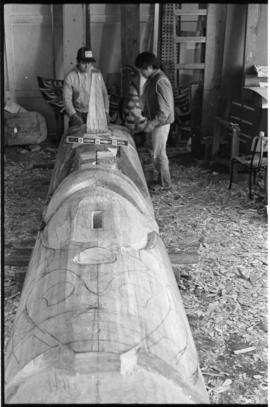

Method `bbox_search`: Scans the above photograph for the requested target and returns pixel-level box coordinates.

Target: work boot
[161,185,172,191]
[149,184,172,193]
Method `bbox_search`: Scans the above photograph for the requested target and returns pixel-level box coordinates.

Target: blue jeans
[149,124,171,187]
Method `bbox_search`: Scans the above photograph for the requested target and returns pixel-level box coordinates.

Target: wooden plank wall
[63,4,85,77]
[88,4,152,90]
[4,5,57,135]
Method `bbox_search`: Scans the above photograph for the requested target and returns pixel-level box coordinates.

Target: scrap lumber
[5,234,200,281]
[169,251,199,265]
[5,248,32,267]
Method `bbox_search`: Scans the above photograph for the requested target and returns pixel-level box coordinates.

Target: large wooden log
[5,122,209,403]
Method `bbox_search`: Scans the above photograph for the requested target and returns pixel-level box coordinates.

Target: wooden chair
[212,101,261,161]
[228,131,268,199]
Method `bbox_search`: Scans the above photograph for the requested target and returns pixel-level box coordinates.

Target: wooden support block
[33,162,55,169]
[168,232,200,249]
[12,239,36,249]
[5,248,32,267]
[5,245,32,285]
[175,241,200,251]
[169,252,199,265]
[15,270,27,288]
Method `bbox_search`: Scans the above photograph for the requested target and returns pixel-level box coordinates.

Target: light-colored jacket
[63,66,109,117]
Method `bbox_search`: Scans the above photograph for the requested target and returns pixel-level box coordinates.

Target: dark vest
[143,70,174,125]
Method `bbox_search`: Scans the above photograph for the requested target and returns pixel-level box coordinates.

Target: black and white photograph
[3,3,268,404]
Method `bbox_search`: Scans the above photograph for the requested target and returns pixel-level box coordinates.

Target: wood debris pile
[151,160,267,404]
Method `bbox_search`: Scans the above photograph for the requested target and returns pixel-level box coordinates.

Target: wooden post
[153,4,160,56]
[201,4,227,140]
[51,5,64,142]
[120,5,140,97]
[51,5,64,80]
[62,4,86,134]
[85,4,91,49]
[63,4,85,77]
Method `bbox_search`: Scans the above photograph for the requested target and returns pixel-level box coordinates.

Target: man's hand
[134,118,147,134]
[70,113,83,128]
[144,121,156,133]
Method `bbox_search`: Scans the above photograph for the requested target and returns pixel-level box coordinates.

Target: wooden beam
[175,36,206,43]
[120,5,140,97]
[85,4,91,49]
[175,63,205,70]
[5,248,199,268]
[174,9,207,16]
[217,5,248,118]
[63,4,85,76]
[153,4,160,55]
[51,5,64,80]
[201,4,227,140]
[169,252,199,265]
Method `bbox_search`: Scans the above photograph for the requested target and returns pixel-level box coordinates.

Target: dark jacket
[142,69,175,128]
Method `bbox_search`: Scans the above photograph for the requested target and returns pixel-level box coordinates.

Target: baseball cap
[77,47,96,63]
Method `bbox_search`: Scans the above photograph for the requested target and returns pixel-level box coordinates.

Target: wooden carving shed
[4,4,267,151]
[3,4,268,404]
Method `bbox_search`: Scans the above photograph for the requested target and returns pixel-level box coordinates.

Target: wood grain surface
[5,124,209,403]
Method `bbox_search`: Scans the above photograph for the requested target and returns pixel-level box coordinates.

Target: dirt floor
[4,141,268,404]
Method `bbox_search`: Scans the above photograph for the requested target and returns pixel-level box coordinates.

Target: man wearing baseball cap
[63,47,110,128]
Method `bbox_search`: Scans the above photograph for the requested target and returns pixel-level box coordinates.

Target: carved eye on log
[73,247,117,265]
[92,211,103,229]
